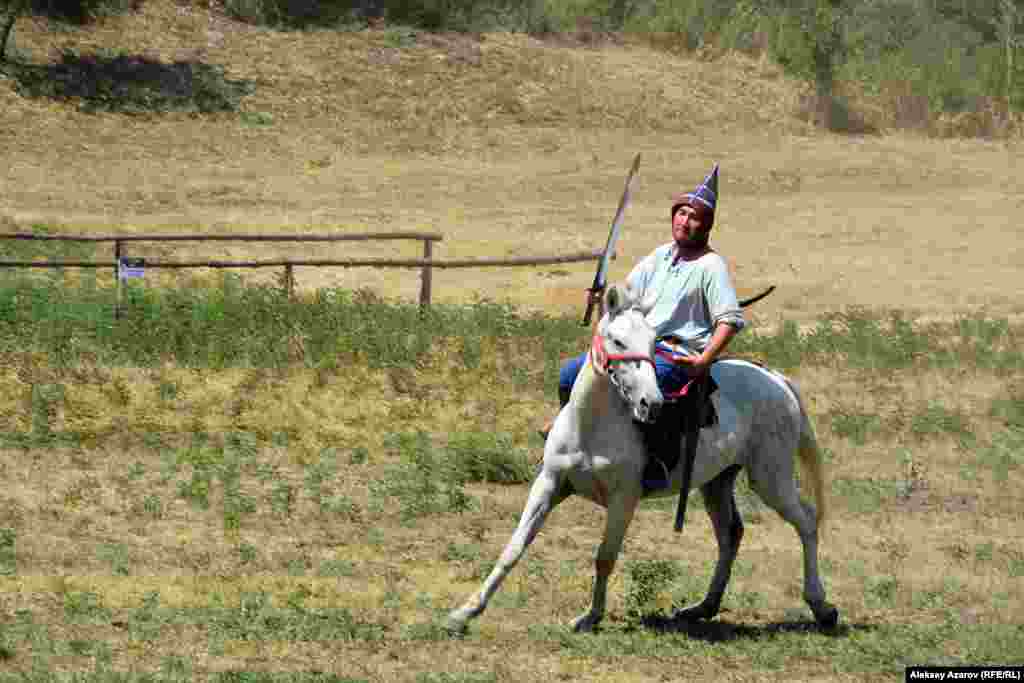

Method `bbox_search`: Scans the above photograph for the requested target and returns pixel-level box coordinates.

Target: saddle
[637,374,718,493]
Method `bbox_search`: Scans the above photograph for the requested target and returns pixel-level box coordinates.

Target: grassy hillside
[0,6,1023,680]
[2,3,1022,326]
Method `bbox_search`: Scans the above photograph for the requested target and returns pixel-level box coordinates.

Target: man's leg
[641,346,694,491]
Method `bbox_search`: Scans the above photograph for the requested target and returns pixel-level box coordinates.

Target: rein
[591,334,699,401]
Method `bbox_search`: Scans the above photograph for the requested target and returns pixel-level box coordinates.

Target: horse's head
[592,284,664,424]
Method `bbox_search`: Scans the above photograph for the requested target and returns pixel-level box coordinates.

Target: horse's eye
[613,339,626,350]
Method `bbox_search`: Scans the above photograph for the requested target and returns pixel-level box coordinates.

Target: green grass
[829,408,881,446]
[2,274,1023,681]
[1,596,1021,679]
[0,528,16,576]
[2,271,1022,384]
[910,401,974,445]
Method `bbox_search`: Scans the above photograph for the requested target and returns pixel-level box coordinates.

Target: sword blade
[595,152,641,288]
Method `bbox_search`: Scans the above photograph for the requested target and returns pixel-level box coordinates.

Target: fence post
[419,239,433,312]
[114,239,122,320]
[284,263,294,300]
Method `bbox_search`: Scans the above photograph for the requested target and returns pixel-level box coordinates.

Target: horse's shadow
[632,611,874,641]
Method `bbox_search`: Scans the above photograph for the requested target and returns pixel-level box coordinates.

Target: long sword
[582,153,641,326]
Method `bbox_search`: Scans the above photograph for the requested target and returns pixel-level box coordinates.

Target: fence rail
[0,231,604,315]
[0,231,444,243]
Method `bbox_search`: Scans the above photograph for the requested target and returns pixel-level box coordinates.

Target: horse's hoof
[570,613,601,632]
[812,603,839,630]
[444,618,468,636]
[671,602,718,622]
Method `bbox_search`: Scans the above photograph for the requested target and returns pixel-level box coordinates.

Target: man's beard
[677,233,710,250]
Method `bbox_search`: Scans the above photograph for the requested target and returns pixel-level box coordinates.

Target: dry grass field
[0,3,1022,682]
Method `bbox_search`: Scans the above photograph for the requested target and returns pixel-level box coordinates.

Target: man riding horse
[543,164,744,491]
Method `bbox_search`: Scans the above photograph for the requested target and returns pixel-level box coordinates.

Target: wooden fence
[0,231,604,315]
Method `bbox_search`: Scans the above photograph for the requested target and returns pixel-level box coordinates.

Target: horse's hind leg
[748,458,838,628]
[446,466,566,634]
[672,464,743,622]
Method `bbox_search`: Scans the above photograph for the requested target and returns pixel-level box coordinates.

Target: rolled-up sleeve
[705,257,745,332]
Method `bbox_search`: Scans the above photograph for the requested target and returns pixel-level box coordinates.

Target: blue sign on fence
[118,257,146,280]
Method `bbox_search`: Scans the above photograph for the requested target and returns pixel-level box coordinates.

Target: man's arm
[683,322,739,376]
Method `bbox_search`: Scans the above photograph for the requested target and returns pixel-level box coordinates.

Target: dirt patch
[896,489,978,514]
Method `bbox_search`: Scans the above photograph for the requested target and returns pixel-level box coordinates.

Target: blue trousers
[558,342,694,402]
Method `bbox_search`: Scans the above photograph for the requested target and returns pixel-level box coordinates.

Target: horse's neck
[571,358,626,436]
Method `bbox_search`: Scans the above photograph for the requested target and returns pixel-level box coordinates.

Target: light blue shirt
[626,243,745,355]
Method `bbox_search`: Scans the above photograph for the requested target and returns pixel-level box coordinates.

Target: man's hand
[586,287,605,336]
[585,287,604,308]
[677,352,712,376]
[684,323,740,375]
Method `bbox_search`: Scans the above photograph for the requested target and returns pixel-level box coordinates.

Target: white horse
[446,283,838,634]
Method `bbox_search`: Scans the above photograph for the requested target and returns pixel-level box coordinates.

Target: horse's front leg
[571,491,639,632]
[446,466,564,634]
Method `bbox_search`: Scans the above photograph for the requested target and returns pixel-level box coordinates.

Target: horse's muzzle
[635,396,661,424]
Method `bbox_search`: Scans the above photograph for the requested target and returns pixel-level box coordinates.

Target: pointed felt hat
[671,163,719,219]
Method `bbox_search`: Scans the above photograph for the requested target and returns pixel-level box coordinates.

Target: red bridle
[591,334,698,401]
[590,333,657,374]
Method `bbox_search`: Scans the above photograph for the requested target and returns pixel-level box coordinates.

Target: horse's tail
[782,377,828,533]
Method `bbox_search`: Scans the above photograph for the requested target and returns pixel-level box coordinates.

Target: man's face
[672,204,710,246]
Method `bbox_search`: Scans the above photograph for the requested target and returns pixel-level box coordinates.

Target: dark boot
[641,402,688,493]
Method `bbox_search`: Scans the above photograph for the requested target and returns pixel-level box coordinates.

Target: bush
[445,431,533,484]
[224,0,364,29]
[27,0,139,23]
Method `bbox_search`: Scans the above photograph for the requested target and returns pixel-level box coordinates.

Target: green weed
[317,559,356,578]
[976,428,1024,482]
[238,542,260,566]
[63,592,112,624]
[624,558,681,617]
[371,431,477,523]
[270,481,296,517]
[0,528,14,576]
[212,674,367,683]
[911,401,974,445]
[990,393,1024,429]
[829,407,881,446]
[414,674,498,683]
[444,431,533,485]
[96,543,131,576]
[832,477,895,515]
[863,575,899,609]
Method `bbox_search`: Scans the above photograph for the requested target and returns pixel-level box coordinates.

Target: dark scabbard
[672,285,774,533]
[674,373,708,533]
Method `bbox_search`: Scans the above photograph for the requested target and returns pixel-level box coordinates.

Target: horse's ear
[603,284,630,318]
[622,282,655,315]
[636,287,658,316]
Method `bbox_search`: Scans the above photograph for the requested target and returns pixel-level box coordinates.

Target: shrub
[444,431,533,485]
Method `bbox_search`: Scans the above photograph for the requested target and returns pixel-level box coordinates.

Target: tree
[754,0,850,126]
[995,0,1023,109]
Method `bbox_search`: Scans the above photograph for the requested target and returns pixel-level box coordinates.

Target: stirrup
[642,458,673,493]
